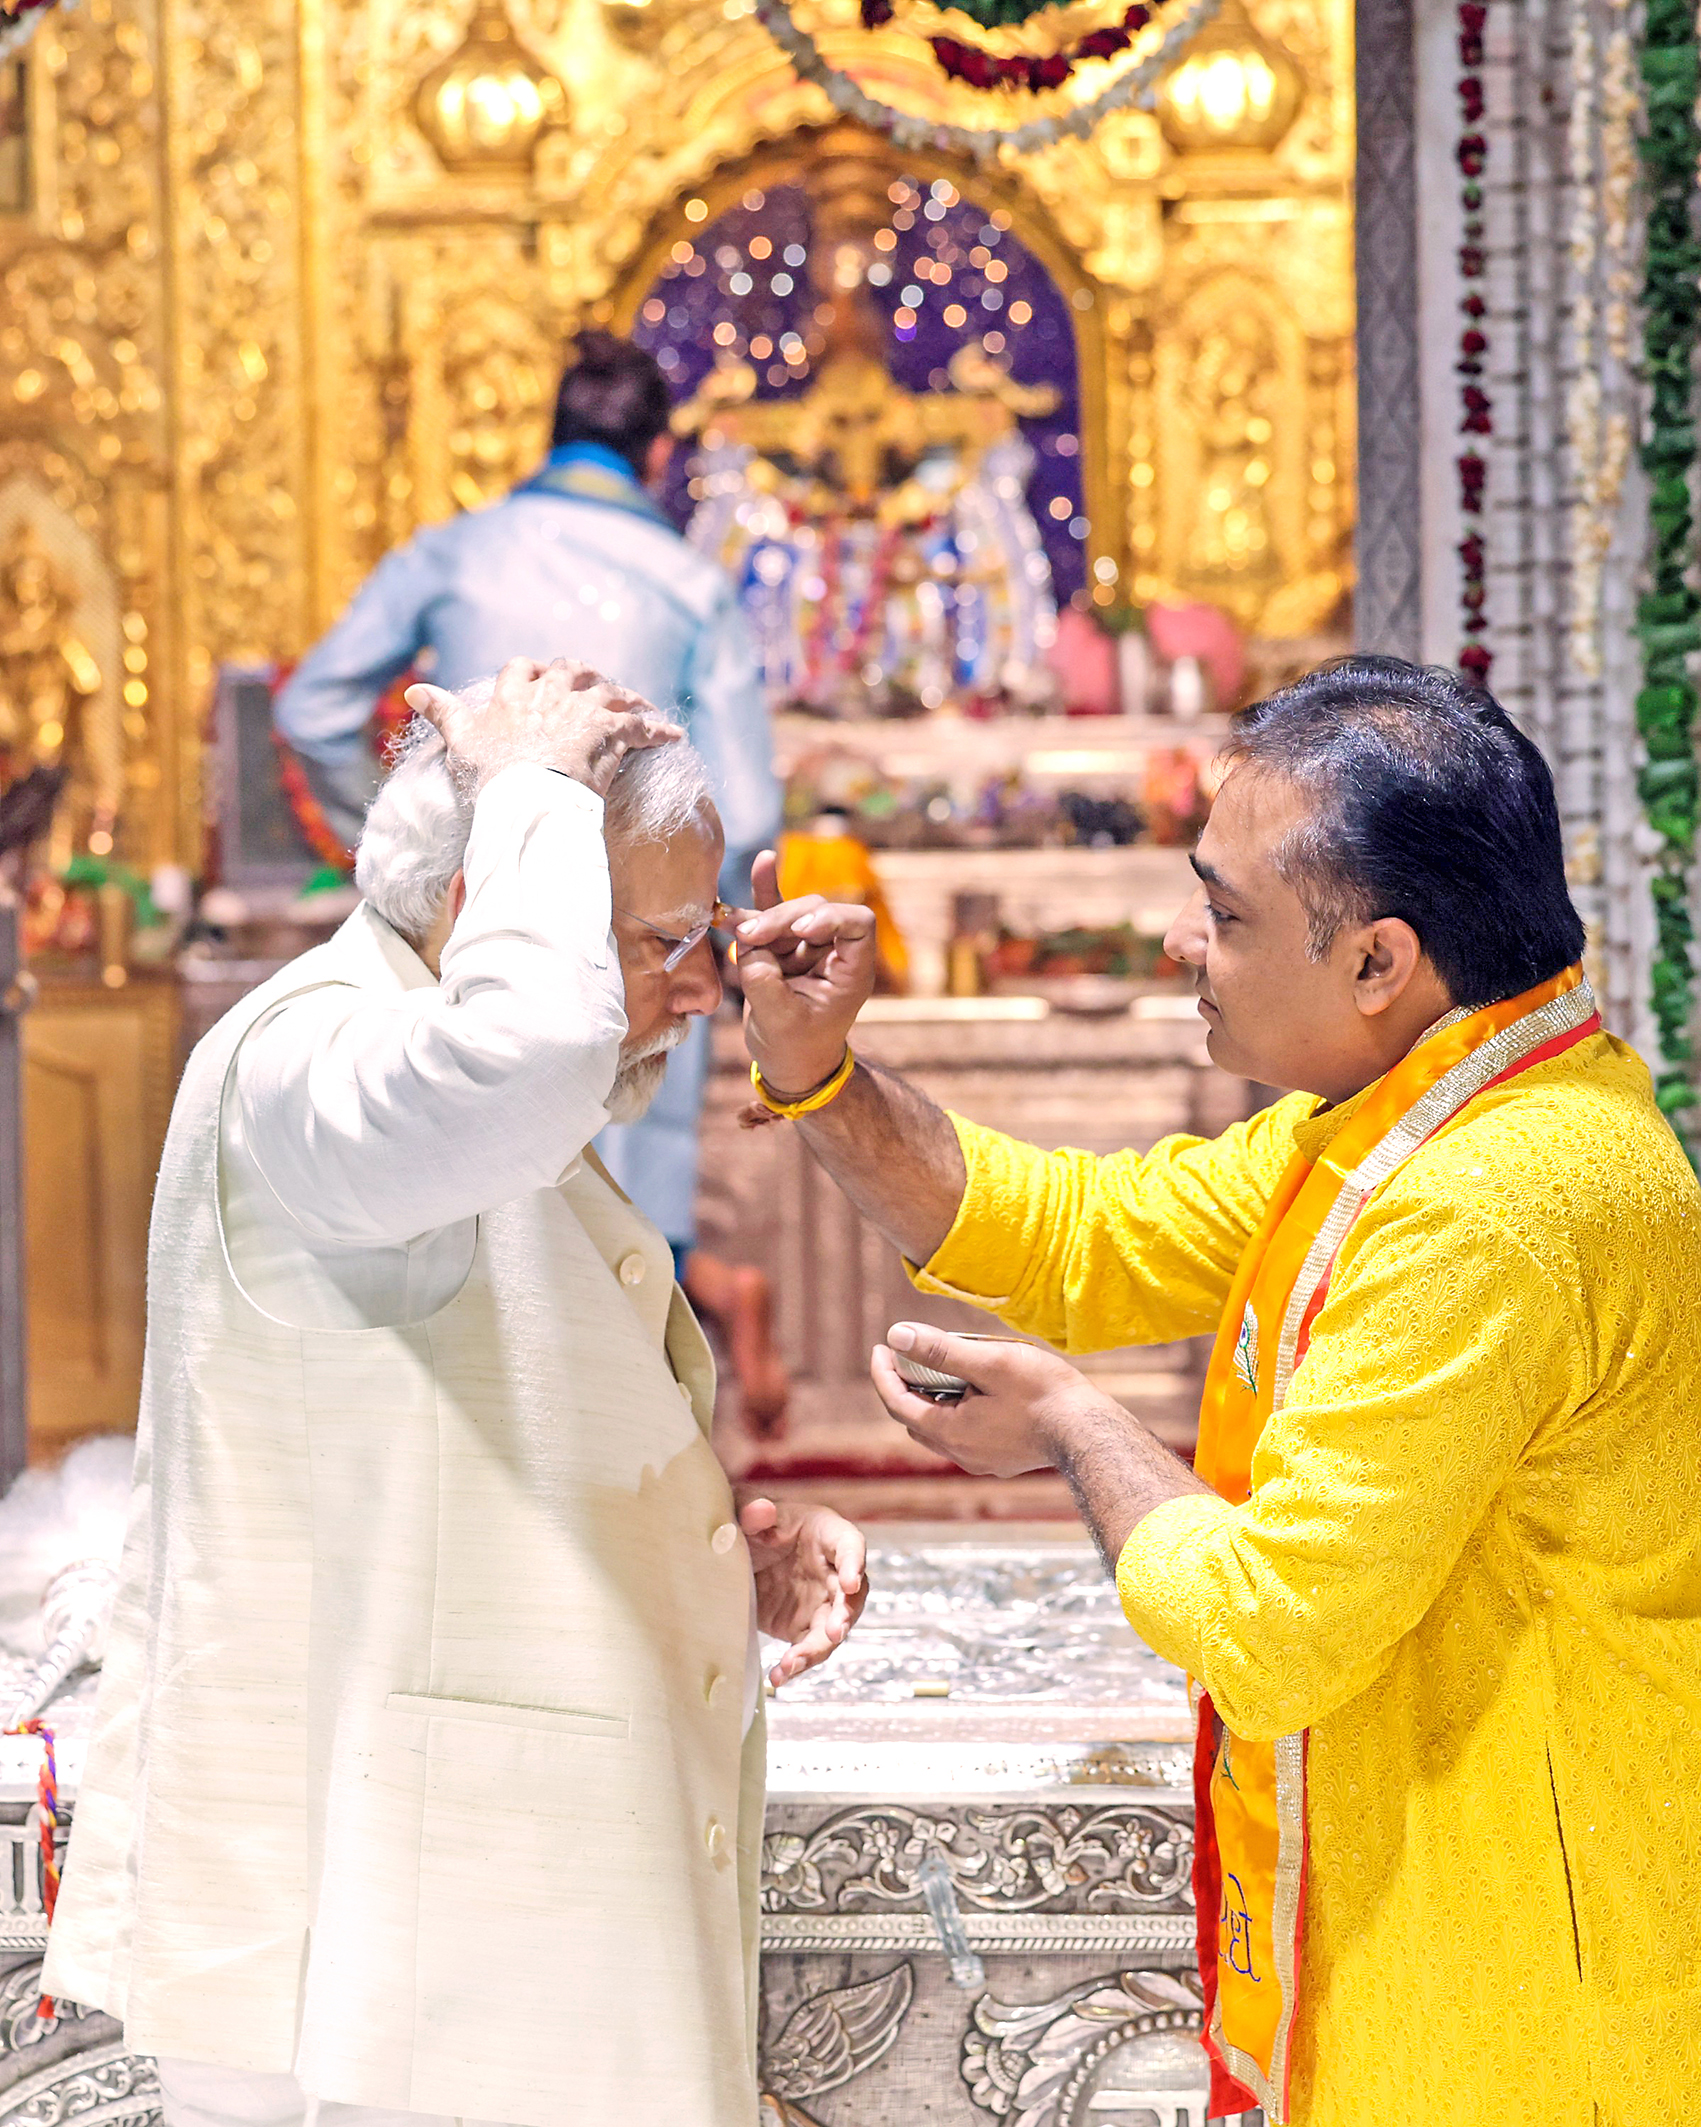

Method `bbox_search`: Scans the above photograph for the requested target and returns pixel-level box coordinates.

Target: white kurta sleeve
[235,763,627,1246]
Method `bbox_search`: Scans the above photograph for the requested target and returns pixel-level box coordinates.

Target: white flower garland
[752,0,1220,162]
[1564,0,1637,680]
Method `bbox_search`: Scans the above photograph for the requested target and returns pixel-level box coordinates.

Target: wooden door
[22,979,177,1451]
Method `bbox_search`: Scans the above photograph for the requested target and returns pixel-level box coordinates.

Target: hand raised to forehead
[404,655,684,797]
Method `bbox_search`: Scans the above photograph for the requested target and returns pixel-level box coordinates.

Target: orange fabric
[1197,966,1583,1504]
[776,830,909,990]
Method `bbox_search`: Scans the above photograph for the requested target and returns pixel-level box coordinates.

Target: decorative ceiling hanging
[1152,0,1303,151]
[753,0,1222,163]
[412,0,568,174]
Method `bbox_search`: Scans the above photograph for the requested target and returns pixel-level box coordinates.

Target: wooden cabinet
[21,978,178,1451]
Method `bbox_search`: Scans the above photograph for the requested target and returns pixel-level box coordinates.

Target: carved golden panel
[166,0,307,677]
[1,0,1352,872]
[0,484,124,867]
[0,0,184,867]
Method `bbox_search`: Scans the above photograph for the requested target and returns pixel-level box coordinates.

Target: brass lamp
[1155,0,1303,155]
[413,0,567,174]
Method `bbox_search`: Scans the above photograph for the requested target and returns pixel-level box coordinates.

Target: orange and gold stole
[1189,965,1599,2122]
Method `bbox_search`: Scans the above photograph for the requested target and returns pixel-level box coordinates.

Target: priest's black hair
[1224,655,1587,1010]
[551,331,672,475]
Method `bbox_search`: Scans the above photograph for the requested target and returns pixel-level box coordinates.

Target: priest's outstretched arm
[733,854,1291,1352]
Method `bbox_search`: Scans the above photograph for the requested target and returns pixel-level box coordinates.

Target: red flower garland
[1455,2,1491,685]
[861,0,1152,92]
[268,667,418,876]
[5,1719,61,2020]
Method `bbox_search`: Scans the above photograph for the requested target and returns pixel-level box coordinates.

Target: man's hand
[739,1495,868,1687]
[405,655,683,797]
[869,1324,1101,1477]
[732,850,879,1098]
[870,1321,1212,1567]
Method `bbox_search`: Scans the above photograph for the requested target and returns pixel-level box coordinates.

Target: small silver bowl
[893,1353,971,1402]
[889,1332,1021,1404]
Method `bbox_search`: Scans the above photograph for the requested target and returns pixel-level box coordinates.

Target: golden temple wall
[3,0,1353,874]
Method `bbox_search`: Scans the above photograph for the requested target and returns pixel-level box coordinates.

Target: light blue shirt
[275,445,782,1245]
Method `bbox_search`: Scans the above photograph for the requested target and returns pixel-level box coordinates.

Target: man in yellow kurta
[729,656,1701,2126]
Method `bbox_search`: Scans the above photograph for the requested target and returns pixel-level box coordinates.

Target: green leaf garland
[945,0,1073,22]
[1634,0,1701,1159]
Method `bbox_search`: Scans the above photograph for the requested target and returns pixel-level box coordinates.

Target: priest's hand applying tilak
[405,655,683,797]
[737,1496,868,1686]
[731,850,878,1111]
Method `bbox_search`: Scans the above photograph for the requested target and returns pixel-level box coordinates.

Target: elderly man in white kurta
[43,659,866,2127]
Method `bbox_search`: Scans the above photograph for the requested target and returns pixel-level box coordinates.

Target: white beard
[604,1018,689,1124]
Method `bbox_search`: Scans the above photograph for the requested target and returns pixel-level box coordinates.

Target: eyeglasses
[615,900,734,973]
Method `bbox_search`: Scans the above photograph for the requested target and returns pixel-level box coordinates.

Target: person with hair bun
[276,330,788,1422]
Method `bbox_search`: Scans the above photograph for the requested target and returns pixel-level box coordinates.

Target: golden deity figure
[675,279,1061,717]
[1180,311,1282,599]
[0,524,109,871]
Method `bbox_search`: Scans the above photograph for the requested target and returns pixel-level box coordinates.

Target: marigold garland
[1455,2,1491,686]
[1633,0,1701,1155]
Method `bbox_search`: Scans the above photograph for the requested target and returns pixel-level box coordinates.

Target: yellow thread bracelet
[750,1047,856,1119]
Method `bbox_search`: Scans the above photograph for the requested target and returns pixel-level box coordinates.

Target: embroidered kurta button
[705,1817,728,1859]
[705,1669,727,1707]
[618,1252,646,1287]
[711,1521,739,1554]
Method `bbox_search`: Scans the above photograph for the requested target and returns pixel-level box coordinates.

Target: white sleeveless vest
[44,909,764,2126]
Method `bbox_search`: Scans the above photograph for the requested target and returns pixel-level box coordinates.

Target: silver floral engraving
[0,1964,96,2055]
[962,1969,1207,2127]
[762,1803,1192,1917]
[759,1965,914,2126]
[0,2040,160,2127]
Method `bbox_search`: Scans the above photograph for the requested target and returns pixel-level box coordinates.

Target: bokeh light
[631,178,1088,600]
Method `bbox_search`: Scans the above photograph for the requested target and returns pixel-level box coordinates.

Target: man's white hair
[354,703,716,945]
[353,722,473,945]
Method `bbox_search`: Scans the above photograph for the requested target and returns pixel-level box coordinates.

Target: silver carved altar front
[0,1533,1242,2127]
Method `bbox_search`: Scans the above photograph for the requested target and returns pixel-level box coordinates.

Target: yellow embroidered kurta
[912,1029,1701,2126]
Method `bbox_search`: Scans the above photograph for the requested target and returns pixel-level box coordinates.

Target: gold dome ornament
[413,0,567,174]
[1154,0,1303,154]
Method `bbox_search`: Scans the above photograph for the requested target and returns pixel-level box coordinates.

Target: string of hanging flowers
[1564,0,1637,680]
[752,0,1219,162]
[269,670,415,877]
[1455,1,1491,686]
[1632,0,1701,1155]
